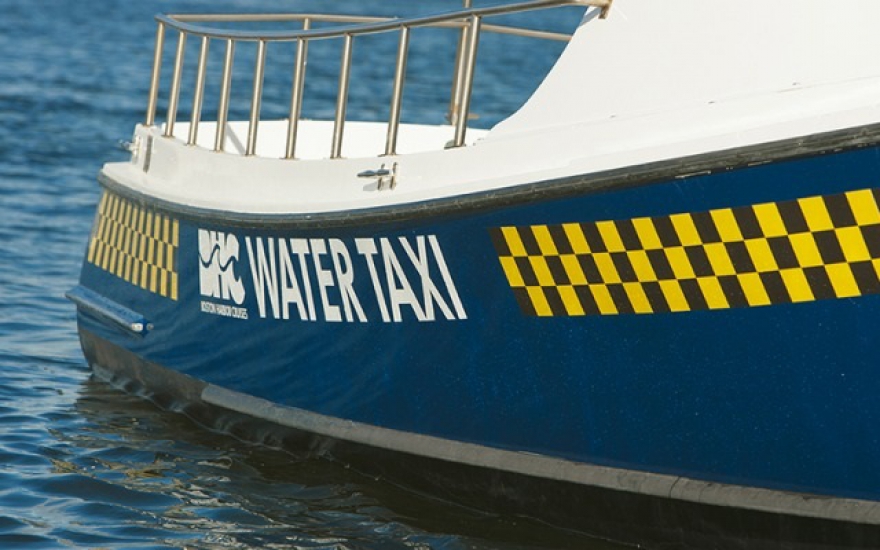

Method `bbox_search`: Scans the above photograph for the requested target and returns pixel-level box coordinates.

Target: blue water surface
[0,0,628,548]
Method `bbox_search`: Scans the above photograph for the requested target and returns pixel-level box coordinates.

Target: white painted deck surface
[108,0,880,215]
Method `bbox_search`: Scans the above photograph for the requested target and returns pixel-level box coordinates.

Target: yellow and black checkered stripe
[87,192,179,300]
[490,187,880,316]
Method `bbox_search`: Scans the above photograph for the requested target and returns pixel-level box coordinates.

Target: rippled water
[0,1,629,548]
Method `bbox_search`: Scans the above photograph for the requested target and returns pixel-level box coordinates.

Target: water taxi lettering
[244,235,466,323]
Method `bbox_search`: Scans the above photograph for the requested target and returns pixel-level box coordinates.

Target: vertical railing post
[145,22,166,127]
[188,36,210,146]
[285,18,311,160]
[331,33,354,159]
[447,0,473,126]
[214,39,235,152]
[164,31,187,138]
[384,26,410,156]
[452,14,482,148]
[246,40,267,156]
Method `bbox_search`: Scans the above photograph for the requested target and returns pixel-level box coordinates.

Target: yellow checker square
[112,216,124,250]
[144,211,154,239]
[501,226,528,256]
[152,214,164,239]
[146,237,156,266]
[798,196,835,232]
[752,203,788,238]
[100,215,113,246]
[835,226,871,263]
[86,238,98,264]
[658,280,690,312]
[737,272,771,307]
[846,189,880,226]
[704,242,737,276]
[123,252,134,282]
[631,217,663,250]
[141,213,150,238]
[156,240,165,272]
[560,254,588,285]
[710,208,744,243]
[120,202,131,231]
[779,268,814,303]
[102,240,115,272]
[532,225,559,256]
[593,253,622,284]
[562,223,590,254]
[133,231,145,262]
[627,249,658,282]
[557,285,586,316]
[789,233,824,268]
[825,263,861,298]
[663,247,696,280]
[697,277,729,310]
[529,256,556,287]
[596,221,625,252]
[622,282,652,314]
[744,238,778,272]
[589,285,618,315]
[107,194,119,219]
[140,261,150,289]
[111,244,124,276]
[114,196,125,219]
[99,244,110,271]
[150,265,160,294]
[163,217,174,244]
[170,273,179,301]
[499,257,525,287]
[669,213,702,246]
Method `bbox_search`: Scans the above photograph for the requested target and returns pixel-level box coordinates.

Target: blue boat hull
[73,130,880,547]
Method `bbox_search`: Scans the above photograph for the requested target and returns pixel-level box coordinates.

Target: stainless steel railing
[144,0,613,159]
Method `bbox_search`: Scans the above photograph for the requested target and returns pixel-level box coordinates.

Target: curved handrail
[163,14,574,43]
[158,0,609,41]
[145,0,612,160]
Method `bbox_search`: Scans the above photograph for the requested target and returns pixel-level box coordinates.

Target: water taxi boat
[70,0,880,547]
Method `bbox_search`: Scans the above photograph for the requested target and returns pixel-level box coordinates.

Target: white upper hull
[107,0,880,215]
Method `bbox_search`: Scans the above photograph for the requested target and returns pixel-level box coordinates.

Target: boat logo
[198,229,248,319]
